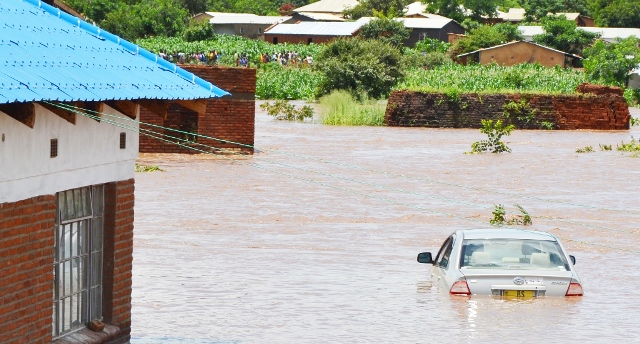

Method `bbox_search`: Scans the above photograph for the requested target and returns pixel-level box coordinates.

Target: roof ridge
[21,0,228,96]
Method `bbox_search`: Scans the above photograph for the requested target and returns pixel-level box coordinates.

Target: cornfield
[256,65,322,100]
[136,36,325,66]
[398,63,589,94]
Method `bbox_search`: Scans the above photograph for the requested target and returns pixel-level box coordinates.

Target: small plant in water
[599,144,612,151]
[135,164,163,172]
[260,100,313,121]
[540,121,554,130]
[575,146,594,153]
[490,204,532,226]
[631,117,639,127]
[490,204,506,225]
[467,119,514,154]
[617,137,640,157]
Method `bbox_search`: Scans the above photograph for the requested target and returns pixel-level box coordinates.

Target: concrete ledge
[53,324,120,344]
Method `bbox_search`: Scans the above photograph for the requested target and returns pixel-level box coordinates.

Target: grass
[318,90,386,126]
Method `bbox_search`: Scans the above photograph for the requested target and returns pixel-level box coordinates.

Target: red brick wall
[385,85,630,130]
[139,66,255,154]
[0,196,56,343]
[103,179,135,344]
[263,34,341,44]
[0,179,135,344]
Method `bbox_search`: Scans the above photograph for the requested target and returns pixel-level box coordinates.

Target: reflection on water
[132,107,640,343]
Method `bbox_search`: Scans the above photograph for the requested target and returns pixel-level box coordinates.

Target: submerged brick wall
[139,66,255,154]
[385,84,630,130]
[0,196,56,343]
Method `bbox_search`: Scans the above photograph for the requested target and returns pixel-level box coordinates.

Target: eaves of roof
[0,0,229,105]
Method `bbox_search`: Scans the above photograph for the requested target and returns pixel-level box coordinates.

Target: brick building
[0,1,227,343]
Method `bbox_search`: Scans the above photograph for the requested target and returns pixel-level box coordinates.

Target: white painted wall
[0,103,139,203]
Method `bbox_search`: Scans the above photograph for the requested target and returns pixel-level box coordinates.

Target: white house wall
[0,104,139,203]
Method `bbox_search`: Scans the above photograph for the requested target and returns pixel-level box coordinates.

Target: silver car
[417,228,583,297]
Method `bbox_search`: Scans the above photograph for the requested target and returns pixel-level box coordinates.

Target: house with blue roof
[0,0,229,343]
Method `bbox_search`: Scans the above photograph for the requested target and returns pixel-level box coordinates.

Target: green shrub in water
[318,90,386,126]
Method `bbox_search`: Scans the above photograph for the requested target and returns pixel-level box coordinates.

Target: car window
[434,236,454,270]
[459,238,570,270]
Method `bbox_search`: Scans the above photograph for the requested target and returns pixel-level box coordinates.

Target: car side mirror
[569,255,576,265]
[417,252,433,264]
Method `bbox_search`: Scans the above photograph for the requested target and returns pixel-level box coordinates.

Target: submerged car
[417,228,583,297]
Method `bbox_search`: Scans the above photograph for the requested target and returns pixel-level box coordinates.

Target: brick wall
[0,196,56,343]
[139,66,255,154]
[385,84,630,130]
[0,179,135,344]
[103,179,135,344]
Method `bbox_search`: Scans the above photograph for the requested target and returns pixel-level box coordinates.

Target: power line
[46,102,640,254]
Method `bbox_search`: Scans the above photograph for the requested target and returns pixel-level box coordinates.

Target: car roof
[458,228,558,241]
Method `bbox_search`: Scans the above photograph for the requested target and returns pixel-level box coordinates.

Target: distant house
[496,8,594,27]
[209,15,293,39]
[519,25,640,43]
[629,67,640,89]
[191,12,293,39]
[264,19,369,44]
[398,17,465,45]
[0,1,227,343]
[293,0,359,18]
[456,41,582,68]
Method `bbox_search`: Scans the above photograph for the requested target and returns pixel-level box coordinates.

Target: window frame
[52,185,104,339]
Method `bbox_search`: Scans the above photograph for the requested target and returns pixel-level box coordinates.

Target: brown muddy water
[131,105,640,343]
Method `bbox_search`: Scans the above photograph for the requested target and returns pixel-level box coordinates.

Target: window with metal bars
[53,185,104,338]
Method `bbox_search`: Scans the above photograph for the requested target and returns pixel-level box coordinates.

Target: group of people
[156,49,314,67]
[158,50,220,65]
[257,51,313,66]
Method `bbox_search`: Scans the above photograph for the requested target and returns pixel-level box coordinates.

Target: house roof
[457,40,582,59]
[265,20,367,36]
[0,0,229,105]
[398,17,456,29]
[296,12,345,22]
[519,25,640,43]
[209,15,291,25]
[293,0,359,14]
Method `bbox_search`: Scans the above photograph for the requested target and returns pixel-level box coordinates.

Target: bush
[318,90,386,126]
[183,21,215,42]
[315,38,404,100]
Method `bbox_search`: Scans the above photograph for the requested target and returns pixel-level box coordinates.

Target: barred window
[53,185,104,338]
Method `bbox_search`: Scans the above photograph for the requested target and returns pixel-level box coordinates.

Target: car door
[431,235,455,290]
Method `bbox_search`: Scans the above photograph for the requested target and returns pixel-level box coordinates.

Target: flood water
[131,105,640,343]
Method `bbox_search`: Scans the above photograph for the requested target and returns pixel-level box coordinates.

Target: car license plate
[503,290,535,298]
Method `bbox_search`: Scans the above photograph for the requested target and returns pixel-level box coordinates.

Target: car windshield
[459,238,570,271]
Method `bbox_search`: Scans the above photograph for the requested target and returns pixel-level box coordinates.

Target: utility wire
[46,102,640,254]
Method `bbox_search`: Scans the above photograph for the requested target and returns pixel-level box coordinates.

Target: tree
[583,37,640,87]
[181,0,208,15]
[358,16,410,47]
[522,0,563,21]
[427,0,499,22]
[344,0,412,19]
[448,23,522,58]
[101,0,189,40]
[596,0,640,28]
[182,20,215,41]
[315,38,405,100]
[532,16,598,55]
[426,0,465,22]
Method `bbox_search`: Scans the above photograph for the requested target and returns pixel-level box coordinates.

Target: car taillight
[565,282,584,296]
[450,281,471,295]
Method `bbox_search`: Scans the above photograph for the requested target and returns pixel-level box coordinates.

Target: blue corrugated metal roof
[0,0,230,104]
